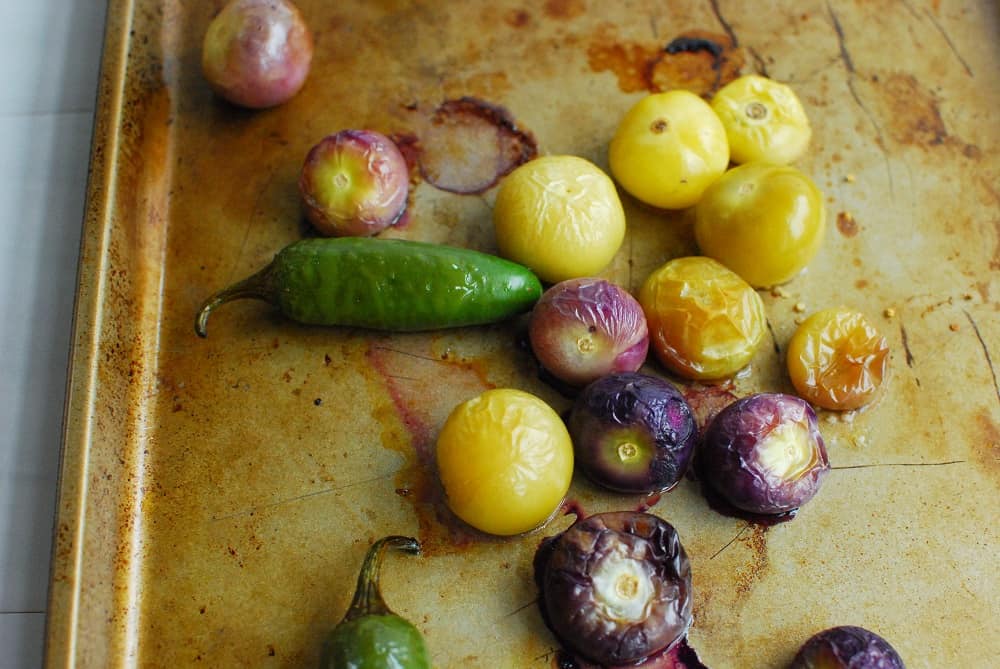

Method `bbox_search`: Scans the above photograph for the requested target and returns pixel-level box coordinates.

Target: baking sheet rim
[44,0,136,665]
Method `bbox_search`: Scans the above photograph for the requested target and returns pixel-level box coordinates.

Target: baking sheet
[46,1,999,667]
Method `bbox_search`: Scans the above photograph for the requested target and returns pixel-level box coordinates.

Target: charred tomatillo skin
[195,238,542,336]
[321,536,430,669]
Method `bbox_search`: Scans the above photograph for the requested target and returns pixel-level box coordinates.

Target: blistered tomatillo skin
[710,75,812,166]
[639,256,767,380]
[201,0,313,109]
[787,308,890,411]
[539,512,692,666]
[568,373,696,494]
[790,626,906,669]
[529,278,649,387]
[436,389,573,536]
[609,90,730,210]
[694,162,826,289]
[299,130,409,237]
[701,393,829,515]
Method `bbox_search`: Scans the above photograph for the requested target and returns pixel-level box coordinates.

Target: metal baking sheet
[46,1,999,667]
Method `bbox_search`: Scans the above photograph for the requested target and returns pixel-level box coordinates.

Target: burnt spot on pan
[651,31,744,96]
[395,97,538,195]
[588,30,744,97]
[664,36,724,67]
[836,211,860,237]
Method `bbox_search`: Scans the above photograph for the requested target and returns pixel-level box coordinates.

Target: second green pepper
[321,536,430,669]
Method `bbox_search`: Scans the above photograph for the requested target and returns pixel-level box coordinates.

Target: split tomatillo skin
[321,536,430,669]
[194,238,542,336]
[538,512,693,666]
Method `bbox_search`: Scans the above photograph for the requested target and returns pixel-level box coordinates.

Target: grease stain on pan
[732,524,770,596]
[683,383,739,433]
[543,0,586,21]
[418,97,539,194]
[365,339,506,554]
[587,29,744,97]
[392,97,539,197]
[504,8,532,28]
[969,409,999,482]
[874,71,979,156]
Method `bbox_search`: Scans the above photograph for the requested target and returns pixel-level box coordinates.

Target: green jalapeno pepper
[195,237,542,336]
[321,535,430,669]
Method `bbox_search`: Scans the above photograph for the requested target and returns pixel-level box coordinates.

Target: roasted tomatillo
[609,90,729,210]
[694,162,826,288]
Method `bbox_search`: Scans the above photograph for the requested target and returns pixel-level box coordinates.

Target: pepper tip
[195,303,211,338]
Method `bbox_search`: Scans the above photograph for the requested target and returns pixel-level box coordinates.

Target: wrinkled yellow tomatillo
[639,256,766,380]
[711,75,812,165]
[609,90,729,209]
[787,308,890,411]
[436,388,574,536]
[493,155,625,284]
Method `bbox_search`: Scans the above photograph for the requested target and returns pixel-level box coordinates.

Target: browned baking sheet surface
[47,1,999,667]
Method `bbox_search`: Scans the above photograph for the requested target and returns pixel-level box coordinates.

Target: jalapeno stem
[194,263,278,338]
[343,535,421,621]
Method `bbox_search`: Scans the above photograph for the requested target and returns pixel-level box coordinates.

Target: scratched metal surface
[45,0,999,667]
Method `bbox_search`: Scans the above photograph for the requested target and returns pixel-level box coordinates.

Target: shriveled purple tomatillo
[568,373,696,494]
[537,511,692,666]
[299,130,409,237]
[700,393,829,515]
[529,278,648,387]
[790,626,906,669]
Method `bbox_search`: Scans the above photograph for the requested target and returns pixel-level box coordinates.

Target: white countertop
[0,2,108,666]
